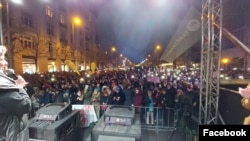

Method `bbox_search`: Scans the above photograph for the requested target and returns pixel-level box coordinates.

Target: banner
[160,7,201,63]
[72,105,98,127]
[147,76,161,84]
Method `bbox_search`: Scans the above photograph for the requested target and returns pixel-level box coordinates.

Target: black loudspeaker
[34,103,72,121]
[29,103,80,141]
[104,105,135,125]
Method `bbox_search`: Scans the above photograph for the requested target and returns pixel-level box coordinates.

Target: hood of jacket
[0,73,19,90]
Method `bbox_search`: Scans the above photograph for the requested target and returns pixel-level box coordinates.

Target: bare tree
[32,30,49,72]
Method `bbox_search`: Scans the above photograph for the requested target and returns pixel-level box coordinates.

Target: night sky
[77,0,250,64]
[85,0,200,63]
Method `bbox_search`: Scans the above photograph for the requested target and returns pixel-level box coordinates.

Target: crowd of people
[0,45,198,140]
[22,67,200,127]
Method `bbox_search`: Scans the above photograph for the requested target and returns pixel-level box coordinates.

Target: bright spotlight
[150,0,168,7]
[11,0,23,4]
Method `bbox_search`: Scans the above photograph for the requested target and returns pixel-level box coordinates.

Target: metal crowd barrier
[32,104,195,127]
[30,103,200,141]
[91,105,196,132]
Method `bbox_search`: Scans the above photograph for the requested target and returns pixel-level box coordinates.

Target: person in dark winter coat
[99,86,111,117]
[159,88,174,126]
[0,46,32,141]
[123,83,133,106]
[111,85,126,105]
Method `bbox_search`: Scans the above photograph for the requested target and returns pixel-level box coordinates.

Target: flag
[65,60,80,75]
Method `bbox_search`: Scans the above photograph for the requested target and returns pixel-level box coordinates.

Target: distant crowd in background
[220,70,250,79]
[22,67,200,126]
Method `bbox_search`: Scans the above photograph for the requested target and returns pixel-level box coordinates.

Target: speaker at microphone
[5,69,18,80]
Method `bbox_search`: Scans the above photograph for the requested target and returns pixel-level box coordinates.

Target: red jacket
[133,93,143,106]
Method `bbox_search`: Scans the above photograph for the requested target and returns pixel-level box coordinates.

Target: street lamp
[111,46,117,67]
[155,45,161,66]
[111,46,116,52]
[222,58,230,71]
[156,45,161,51]
[222,58,229,64]
[71,16,83,68]
[73,16,82,26]
[72,16,82,44]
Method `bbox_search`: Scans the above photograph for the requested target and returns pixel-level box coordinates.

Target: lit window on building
[46,6,53,17]
[47,24,54,35]
[20,35,34,49]
[60,14,65,24]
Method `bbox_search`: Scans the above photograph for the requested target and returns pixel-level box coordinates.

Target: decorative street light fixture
[73,16,82,25]
[111,46,116,52]
[71,16,83,68]
[156,45,161,51]
[72,16,82,44]
[155,45,161,66]
[111,46,117,67]
[221,58,230,71]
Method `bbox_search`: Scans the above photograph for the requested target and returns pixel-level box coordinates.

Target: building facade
[2,0,97,74]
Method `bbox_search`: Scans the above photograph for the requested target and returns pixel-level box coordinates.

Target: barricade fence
[89,104,194,131]
[32,104,195,129]
[31,103,196,140]
[31,103,198,141]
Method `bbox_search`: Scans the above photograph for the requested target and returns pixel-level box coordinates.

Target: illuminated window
[60,14,65,24]
[46,6,53,17]
[20,35,34,49]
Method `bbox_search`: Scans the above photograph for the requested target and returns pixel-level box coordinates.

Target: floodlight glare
[11,0,23,4]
